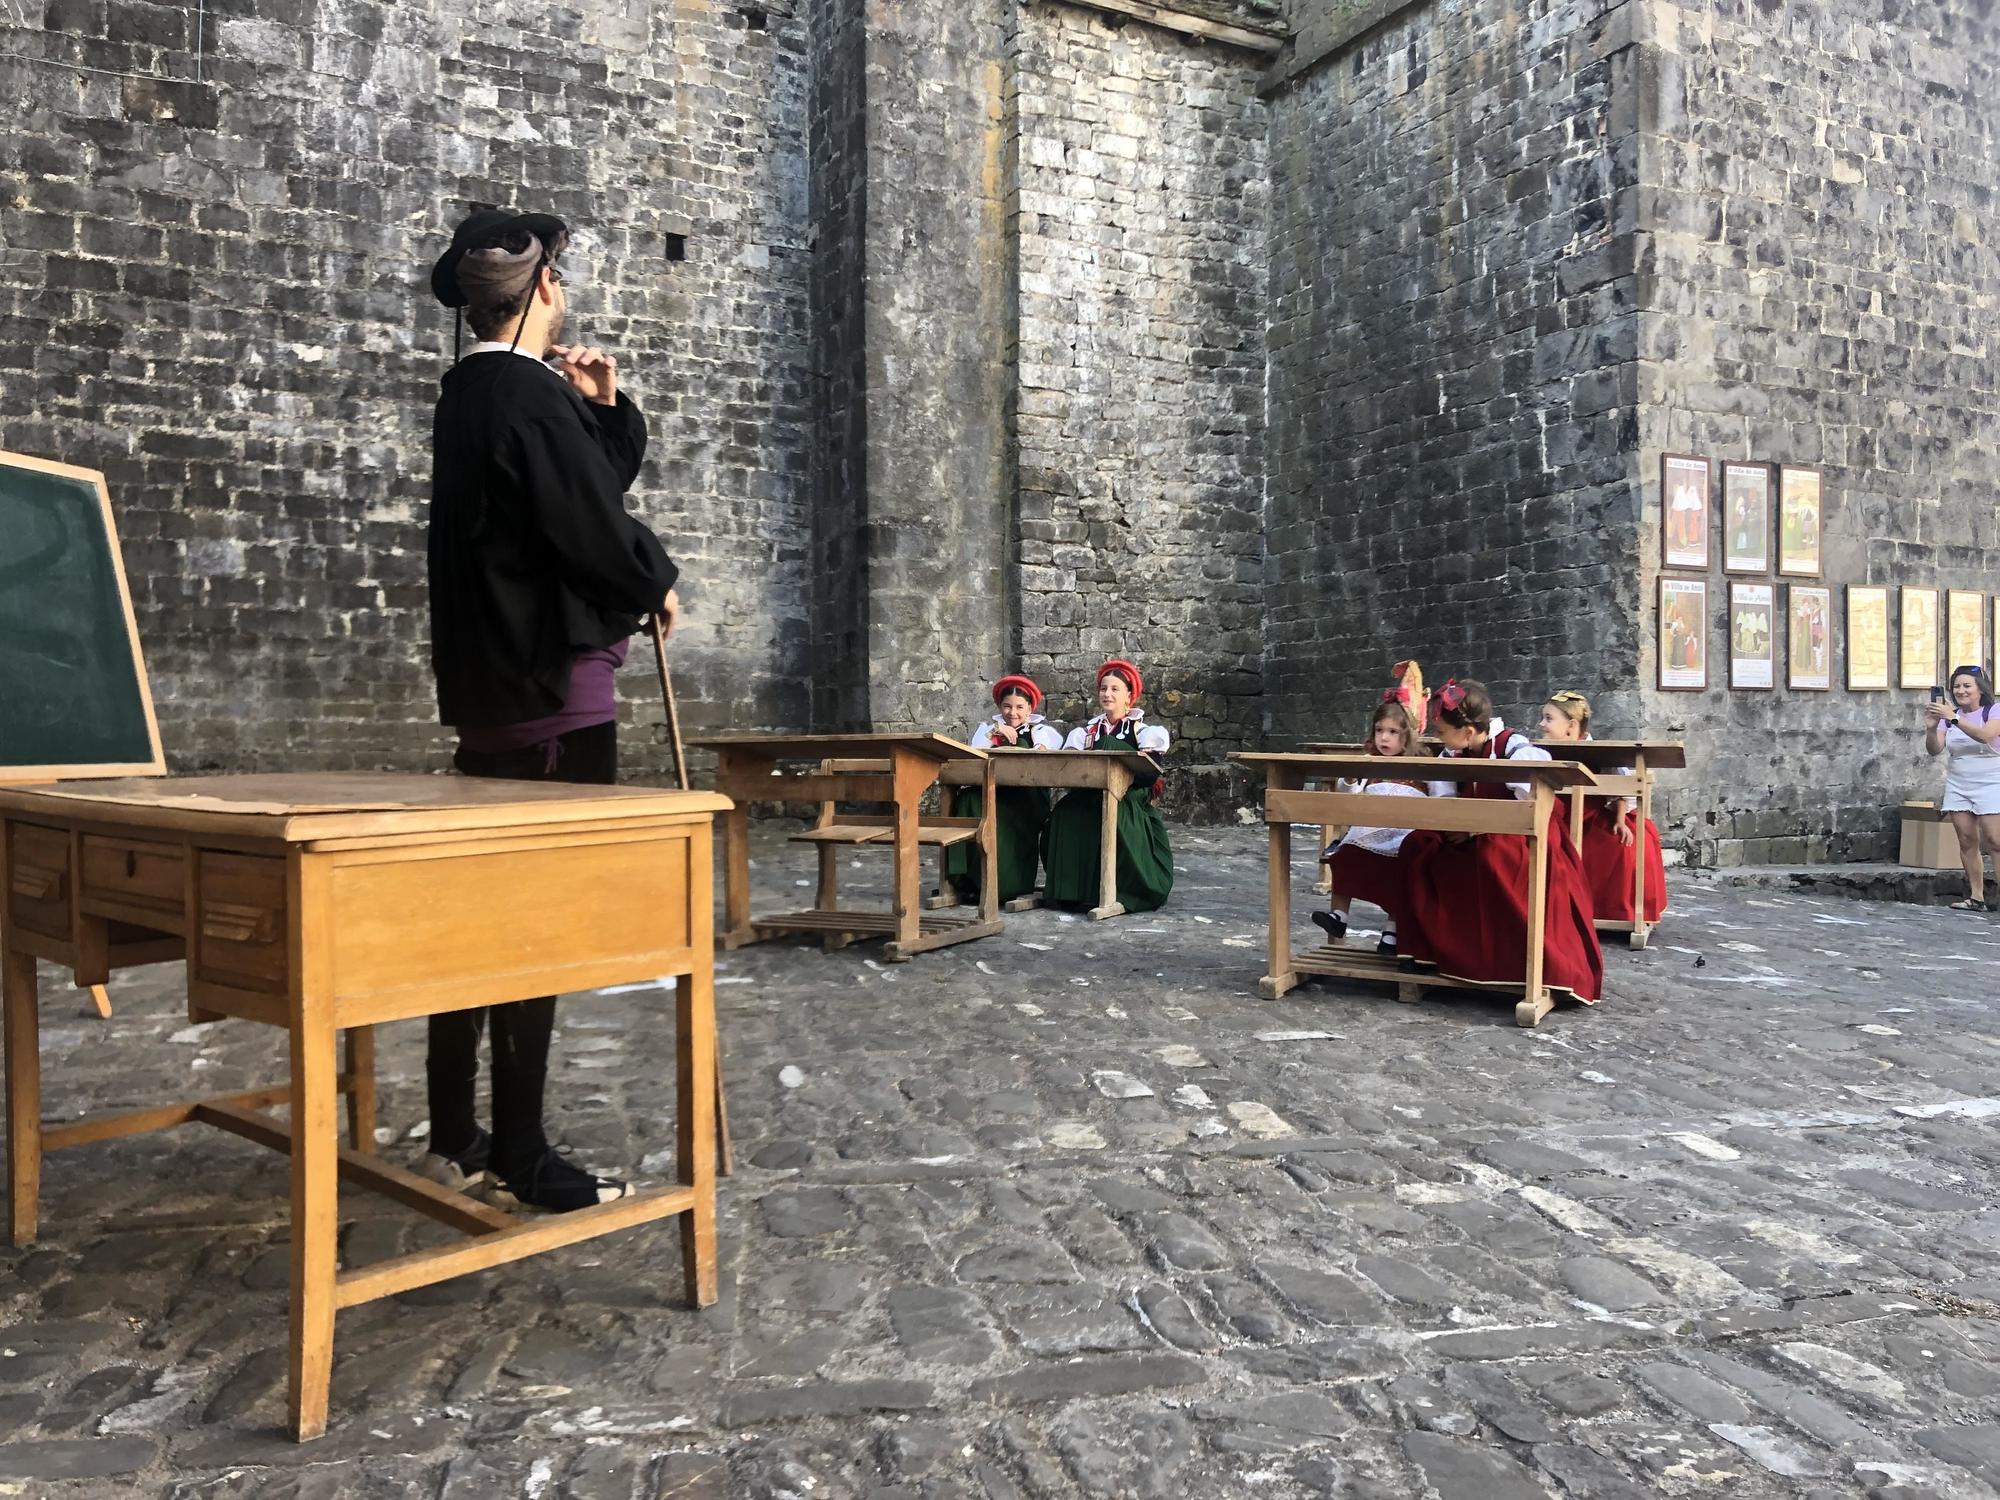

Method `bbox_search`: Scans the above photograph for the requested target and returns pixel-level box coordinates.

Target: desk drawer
[6,822,72,940]
[80,835,186,928]
[195,852,288,994]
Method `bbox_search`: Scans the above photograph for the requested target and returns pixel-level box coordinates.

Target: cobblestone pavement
[3,827,1999,1498]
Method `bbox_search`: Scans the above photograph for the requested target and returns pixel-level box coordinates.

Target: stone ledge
[1691,863,1970,906]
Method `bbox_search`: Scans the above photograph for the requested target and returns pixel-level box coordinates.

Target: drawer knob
[125,850,138,879]
[202,901,277,945]
[10,866,65,902]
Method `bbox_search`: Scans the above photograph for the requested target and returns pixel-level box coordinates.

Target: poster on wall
[1662,454,1712,570]
[1788,584,1832,690]
[1992,597,2000,683]
[1847,585,1890,690]
[1901,586,1939,690]
[1659,577,1708,690]
[1778,465,1822,577]
[1948,590,1984,676]
[1723,462,1772,574]
[1729,582,1775,690]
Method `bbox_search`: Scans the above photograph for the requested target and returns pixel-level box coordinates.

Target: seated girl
[1313,698,1430,956]
[947,675,1063,903]
[1540,689,1668,927]
[1398,679,1603,1003]
[1040,659,1173,913]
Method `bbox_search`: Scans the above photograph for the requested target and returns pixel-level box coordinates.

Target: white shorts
[1941,784,2000,817]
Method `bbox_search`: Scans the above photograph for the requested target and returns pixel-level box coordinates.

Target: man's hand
[549,344,618,405]
[655,588,680,639]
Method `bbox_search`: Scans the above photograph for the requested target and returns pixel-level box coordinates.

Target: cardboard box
[1900,801,1962,870]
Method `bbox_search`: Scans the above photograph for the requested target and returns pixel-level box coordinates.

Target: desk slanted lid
[0,772,732,842]
[688,732,986,761]
[985,747,1161,770]
[1232,752,1598,789]
[1301,739,1685,771]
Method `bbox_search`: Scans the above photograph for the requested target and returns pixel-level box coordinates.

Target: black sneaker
[497,1147,636,1213]
[417,1127,494,1194]
[1310,910,1348,940]
[1377,931,1398,958]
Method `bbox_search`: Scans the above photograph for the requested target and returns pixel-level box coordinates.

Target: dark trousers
[431,720,617,1174]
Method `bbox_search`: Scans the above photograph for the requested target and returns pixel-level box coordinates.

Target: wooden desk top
[987,747,1160,769]
[1233,752,1597,789]
[1301,739,1685,771]
[689,733,985,762]
[0,773,731,843]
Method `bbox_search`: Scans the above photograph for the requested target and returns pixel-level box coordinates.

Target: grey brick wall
[1633,0,2000,864]
[2,0,814,777]
[1011,2,1269,808]
[1264,0,1642,757]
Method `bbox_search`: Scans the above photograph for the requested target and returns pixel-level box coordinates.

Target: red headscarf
[1096,659,1142,700]
[991,674,1042,711]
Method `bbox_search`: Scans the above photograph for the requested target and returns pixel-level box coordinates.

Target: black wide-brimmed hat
[430,208,570,308]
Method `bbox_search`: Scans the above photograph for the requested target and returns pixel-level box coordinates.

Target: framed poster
[1900,586,1939,690]
[1846,585,1890,690]
[1662,454,1712,570]
[1948,590,1984,677]
[1729,582,1775,689]
[1778,464,1822,577]
[1787,585,1832,690]
[1722,462,1772,574]
[1993,597,2000,683]
[1659,577,1708,690]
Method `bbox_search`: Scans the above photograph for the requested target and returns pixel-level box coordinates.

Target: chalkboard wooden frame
[0,449,165,783]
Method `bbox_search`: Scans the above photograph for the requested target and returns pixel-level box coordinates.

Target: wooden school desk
[1,773,728,1441]
[1542,740,1684,950]
[936,747,1161,919]
[1234,752,1597,1028]
[694,733,1002,960]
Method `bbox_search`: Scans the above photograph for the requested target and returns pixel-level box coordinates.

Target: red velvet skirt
[1321,844,1407,919]
[1399,818,1604,1002]
[1580,801,1668,924]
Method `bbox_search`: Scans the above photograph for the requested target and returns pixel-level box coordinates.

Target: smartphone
[1932,685,1947,703]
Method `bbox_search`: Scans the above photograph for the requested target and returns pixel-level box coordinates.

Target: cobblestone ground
[3,827,1999,1498]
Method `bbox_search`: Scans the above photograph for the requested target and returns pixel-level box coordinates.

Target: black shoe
[496,1147,636,1213]
[1310,910,1348,940]
[1377,932,1398,958]
[417,1126,494,1194]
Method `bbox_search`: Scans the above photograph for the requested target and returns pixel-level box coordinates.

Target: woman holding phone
[1925,665,2000,911]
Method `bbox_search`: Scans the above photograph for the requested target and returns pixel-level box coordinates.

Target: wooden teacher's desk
[1234,752,1597,1028]
[0,773,728,1441]
[937,747,1161,920]
[696,733,1002,960]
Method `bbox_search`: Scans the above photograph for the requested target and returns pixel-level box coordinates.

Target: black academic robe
[427,350,679,728]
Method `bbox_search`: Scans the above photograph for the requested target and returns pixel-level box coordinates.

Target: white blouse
[969,715,1064,751]
[1064,711,1170,754]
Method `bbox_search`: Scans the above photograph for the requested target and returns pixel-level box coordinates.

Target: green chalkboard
[0,451,163,780]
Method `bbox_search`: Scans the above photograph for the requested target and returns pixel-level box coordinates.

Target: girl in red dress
[1539,690,1668,926]
[1313,699,1431,956]
[1398,680,1604,1003]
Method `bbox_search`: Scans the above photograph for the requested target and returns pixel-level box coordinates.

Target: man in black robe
[423,208,680,1211]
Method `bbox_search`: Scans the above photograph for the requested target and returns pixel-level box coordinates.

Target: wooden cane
[649,613,732,1176]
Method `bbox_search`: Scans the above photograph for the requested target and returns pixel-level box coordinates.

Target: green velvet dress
[1039,715,1174,912]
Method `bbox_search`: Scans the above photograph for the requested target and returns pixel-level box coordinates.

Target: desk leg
[678,965,719,1306]
[1089,779,1125,922]
[5,945,41,1246]
[87,984,111,1019]
[288,990,339,1440]
[344,1027,377,1155]
[1260,817,1300,1000]
[886,751,925,959]
[721,805,754,949]
[1517,788,1555,1029]
[1630,761,1653,950]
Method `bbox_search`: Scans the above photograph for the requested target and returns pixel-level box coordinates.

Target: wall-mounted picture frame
[1659,576,1708,690]
[1787,584,1832,691]
[1778,464,1822,577]
[1900,586,1939,690]
[1847,585,1890,691]
[1729,582,1775,690]
[1992,597,2000,684]
[1722,461,1772,574]
[1662,453,1712,570]
[1948,590,1985,678]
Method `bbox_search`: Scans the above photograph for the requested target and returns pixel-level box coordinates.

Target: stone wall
[1633,0,2000,864]
[1011,2,1270,805]
[1264,1,1643,754]
[1,0,814,775]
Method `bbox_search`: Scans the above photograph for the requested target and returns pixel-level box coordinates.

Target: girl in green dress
[946,674,1064,903]
[1040,658,1174,912]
